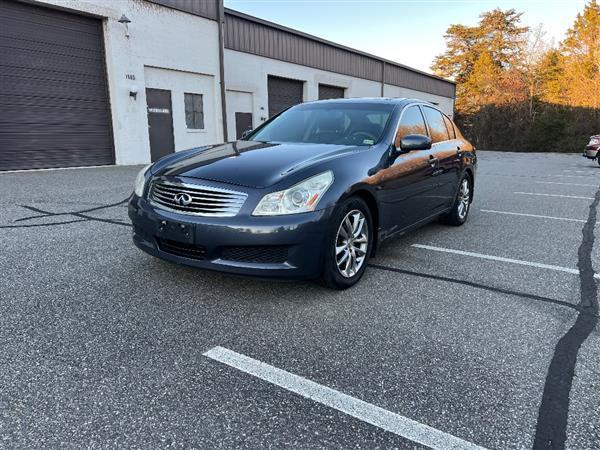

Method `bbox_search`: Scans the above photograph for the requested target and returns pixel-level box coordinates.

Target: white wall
[32,0,223,165]
[145,67,218,151]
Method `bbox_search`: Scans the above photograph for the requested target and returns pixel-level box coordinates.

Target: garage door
[267,76,303,117]
[318,84,345,100]
[0,0,114,171]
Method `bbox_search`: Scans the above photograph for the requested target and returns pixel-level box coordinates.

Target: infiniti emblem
[174,193,193,206]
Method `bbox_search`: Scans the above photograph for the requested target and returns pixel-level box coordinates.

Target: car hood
[154,140,363,188]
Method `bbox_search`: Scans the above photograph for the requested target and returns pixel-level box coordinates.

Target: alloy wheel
[335,209,369,278]
[457,178,470,220]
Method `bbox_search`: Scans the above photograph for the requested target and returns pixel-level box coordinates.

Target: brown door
[0,0,114,170]
[235,112,253,139]
[267,76,303,117]
[146,88,175,162]
[318,84,345,100]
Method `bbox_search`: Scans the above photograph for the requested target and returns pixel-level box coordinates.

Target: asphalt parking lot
[1,151,599,449]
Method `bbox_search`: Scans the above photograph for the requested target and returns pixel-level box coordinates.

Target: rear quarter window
[443,114,456,139]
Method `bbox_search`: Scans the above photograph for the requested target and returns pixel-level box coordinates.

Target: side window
[184,93,204,129]
[395,106,427,147]
[443,114,456,139]
[422,106,450,143]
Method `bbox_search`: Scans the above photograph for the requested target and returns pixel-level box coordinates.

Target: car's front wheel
[321,197,373,290]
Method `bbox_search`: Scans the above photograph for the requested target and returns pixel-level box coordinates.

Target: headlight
[134,164,151,197]
[253,171,334,216]
[590,138,600,145]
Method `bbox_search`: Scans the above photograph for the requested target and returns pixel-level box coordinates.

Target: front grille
[157,238,207,260]
[150,180,247,217]
[220,246,289,264]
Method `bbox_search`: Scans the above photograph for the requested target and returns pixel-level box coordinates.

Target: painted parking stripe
[412,244,600,279]
[555,174,598,179]
[480,209,585,223]
[535,181,598,188]
[514,192,594,200]
[204,346,485,450]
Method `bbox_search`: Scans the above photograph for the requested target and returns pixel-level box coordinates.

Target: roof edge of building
[223,7,455,88]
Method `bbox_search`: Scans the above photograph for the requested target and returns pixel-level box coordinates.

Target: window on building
[395,106,428,147]
[422,106,450,143]
[184,93,204,129]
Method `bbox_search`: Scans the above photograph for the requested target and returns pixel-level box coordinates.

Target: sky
[224,0,588,74]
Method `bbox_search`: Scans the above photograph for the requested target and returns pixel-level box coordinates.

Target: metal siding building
[0,0,455,171]
[224,9,455,99]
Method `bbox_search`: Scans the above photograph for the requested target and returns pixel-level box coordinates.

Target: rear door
[421,106,460,209]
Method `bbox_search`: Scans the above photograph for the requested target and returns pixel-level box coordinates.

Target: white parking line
[535,181,598,188]
[204,346,485,450]
[412,244,600,279]
[514,192,594,200]
[555,174,598,179]
[480,209,585,223]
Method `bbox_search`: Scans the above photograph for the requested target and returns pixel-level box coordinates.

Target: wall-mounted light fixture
[129,85,138,100]
[118,14,131,38]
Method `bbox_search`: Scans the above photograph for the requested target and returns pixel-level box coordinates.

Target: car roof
[301,97,435,108]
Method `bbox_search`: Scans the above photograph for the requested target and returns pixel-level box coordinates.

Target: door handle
[428,155,438,166]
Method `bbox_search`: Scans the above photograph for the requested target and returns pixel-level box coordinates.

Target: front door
[146,88,175,162]
[377,105,438,234]
[235,112,253,139]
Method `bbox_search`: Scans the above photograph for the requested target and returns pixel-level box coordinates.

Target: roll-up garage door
[0,0,114,171]
[267,75,303,117]
[318,84,345,100]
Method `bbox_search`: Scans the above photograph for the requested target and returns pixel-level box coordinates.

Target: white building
[0,0,456,171]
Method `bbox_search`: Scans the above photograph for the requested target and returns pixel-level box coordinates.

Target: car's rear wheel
[440,174,472,226]
[321,197,373,290]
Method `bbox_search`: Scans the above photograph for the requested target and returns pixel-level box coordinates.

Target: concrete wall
[224,49,455,135]
[32,0,223,165]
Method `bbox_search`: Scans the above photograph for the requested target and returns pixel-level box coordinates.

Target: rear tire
[321,197,373,290]
[440,174,472,226]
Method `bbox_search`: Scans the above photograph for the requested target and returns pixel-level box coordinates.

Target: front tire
[321,197,373,290]
[440,174,472,226]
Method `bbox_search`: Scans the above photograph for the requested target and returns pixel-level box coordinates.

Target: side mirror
[241,129,253,139]
[398,134,432,153]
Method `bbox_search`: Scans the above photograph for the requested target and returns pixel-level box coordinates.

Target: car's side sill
[379,208,452,242]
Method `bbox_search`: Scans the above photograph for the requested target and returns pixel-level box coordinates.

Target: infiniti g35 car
[129,98,476,289]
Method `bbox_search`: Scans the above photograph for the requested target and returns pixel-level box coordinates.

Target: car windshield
[249,103,395,146]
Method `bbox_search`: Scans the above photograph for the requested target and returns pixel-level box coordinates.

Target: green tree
[432,8,528,82]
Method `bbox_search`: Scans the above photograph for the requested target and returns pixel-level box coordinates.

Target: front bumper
[128,195,333,279]
[583,145,600,158]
